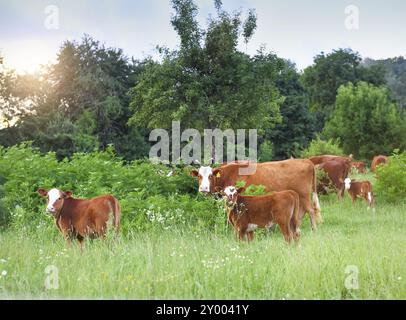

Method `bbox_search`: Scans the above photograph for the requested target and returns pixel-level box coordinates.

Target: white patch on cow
[247,223,258,232]
[198,166,213,192]
[47,188,61,213]
[312,192,321,211]
[224,186,237,197]
[344,178,352,190]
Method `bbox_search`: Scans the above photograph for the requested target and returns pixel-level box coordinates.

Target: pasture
[0,193,405,299]
[0,146,405,299]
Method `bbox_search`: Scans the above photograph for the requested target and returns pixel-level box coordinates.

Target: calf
[371,155,388,173]
[37,188,120,249]
[222,186,300,243]
[344,178,375,209]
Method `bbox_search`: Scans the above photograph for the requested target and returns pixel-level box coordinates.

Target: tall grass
[1,196,405,299]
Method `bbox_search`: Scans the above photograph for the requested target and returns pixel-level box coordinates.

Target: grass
[0,193,405,300]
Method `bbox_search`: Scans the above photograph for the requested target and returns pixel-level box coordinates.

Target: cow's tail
[312,167,322,223]
[112,197,121,234]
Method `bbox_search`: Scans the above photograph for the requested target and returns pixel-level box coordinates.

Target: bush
[301,136,344,158]
[375,151,406,203]
[0,144,224,233]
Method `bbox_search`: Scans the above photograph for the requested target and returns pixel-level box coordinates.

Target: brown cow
[309,155,352,166]
[371,155,388,172]
[222,186,300,243]
[351,161,367,174]
[344,178,375,209]
[317,159,351,199]
[190,160,321,230]
[37,188,120,250]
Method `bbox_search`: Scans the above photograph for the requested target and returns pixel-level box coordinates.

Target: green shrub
[301,136,344,158]
[375,151,406,203]
[0,144,222,233]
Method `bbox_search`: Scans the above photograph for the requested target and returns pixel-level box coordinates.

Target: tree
[128,0,282,161]
[267,60,316,159]
[301,48,386,130]
[324,82,406,159]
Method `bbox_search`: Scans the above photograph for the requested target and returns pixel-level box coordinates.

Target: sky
[0,0,406,73]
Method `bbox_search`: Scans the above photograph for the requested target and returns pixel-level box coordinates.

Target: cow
[309,154,352,166]
[190,159,321,230]
[371,155,388,173]
[344,178,375,209]
[222,186,300,243]
[317,159,351,199]
[351,161,367,174]
[37,188,120,250]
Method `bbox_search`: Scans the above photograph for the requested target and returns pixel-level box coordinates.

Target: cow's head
[190,166,222,193]
[344,178,352,190]
[222,186,245,208]
[37,188,72,215]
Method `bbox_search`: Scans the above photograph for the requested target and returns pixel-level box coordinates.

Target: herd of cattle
[36,154,389,248]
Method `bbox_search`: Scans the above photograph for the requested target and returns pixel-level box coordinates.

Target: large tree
[324,82,406,159]
[128,0,283,160]
[301,48,386,130]
[267,60,316,159]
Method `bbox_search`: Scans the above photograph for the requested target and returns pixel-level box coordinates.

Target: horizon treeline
[1,0,405,161]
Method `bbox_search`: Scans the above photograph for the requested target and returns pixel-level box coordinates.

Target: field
[1,193,405,299]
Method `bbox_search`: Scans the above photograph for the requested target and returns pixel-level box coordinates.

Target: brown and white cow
[317,159,351,199]
[37,188,120,249]
[222,186,300,243]
[344,178,375,209]
[371,155,388,173]
[190,159,321,230]
[351,161,367,174]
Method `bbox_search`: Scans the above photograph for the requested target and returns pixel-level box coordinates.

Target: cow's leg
[278,221,293,243]
[247,231,254,242]
[77,235,85,253]
[301,197,317,231]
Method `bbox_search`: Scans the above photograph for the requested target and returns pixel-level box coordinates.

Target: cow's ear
[190,170,199,177]
[212,168,222,178]
[63,191,73,198]
[37,188,48,197]
[237,187,246,194]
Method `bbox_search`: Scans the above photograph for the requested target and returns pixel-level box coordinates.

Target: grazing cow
[344,178,375,209]
[190,159,321,230]
[317,159,351,199]
[351,161,367,174]
[222,186,300,243]
[371,155,388,172]
[309,155,352,166]
[37,188,120,249]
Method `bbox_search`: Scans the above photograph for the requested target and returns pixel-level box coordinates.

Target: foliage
[268,60,316,159]
[300,136,344,158]
[324,82,406,159]
[128,0,283,161]
[301,48,386,129]
[375,151,406,203]
[0,144,224,233]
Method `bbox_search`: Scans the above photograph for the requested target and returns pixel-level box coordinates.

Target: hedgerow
[0,143,223,234]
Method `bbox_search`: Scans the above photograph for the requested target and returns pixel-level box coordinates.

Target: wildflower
[0,259,7,263]
[1,270,7,277]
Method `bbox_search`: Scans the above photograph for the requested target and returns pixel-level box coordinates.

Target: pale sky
[1,0,406,73]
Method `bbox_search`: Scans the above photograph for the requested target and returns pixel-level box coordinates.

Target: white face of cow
[224,186,238,206]
[46,188,62,213]
[198,166,213,193]
[344,178,351,190]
